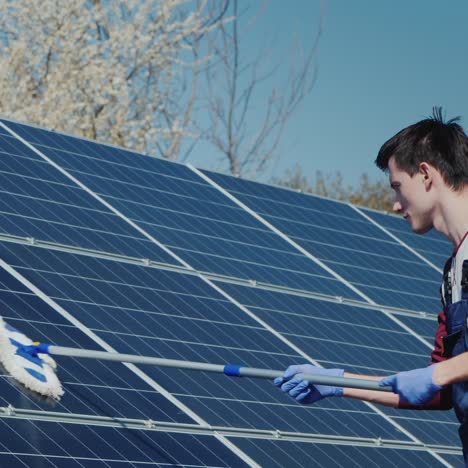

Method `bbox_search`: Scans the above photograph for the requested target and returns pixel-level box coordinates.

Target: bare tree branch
[200,0,323,177]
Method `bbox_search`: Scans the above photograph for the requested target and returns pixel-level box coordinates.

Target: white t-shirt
[442,233,468,306]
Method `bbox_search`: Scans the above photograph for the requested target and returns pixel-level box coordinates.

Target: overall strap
[462,260,468,301]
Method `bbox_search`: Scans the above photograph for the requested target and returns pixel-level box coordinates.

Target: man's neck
[433,186,468,246]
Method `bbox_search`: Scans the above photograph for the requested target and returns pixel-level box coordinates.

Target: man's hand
[274,364,344,404]
[379,365,443,405]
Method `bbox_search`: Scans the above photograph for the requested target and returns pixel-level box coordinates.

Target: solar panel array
[0,118,462,467]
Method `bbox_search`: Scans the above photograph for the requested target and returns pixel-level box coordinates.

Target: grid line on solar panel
[0,268,261,466]
[195,166,400,299]
[46,153,227,203]
[3,254,227,419]
[195,168,446,312]
[0,241,420,446]
[359,207,452,262]
[54,174,344,294]
[0,236,437,369]
[260,230,440,311]
[8,264,446,460]
[194,173,444,328]
[384,417,461,452]
[262,222,433,263]
[0,122,458,462]
[0,245,458,460]
[208,280,462,447]
[0,137,179,265]
[1,139,375,260]
[38,152,250,210]
[271,228,439,273]
[0,132,51,162]
[1,405,461,462]
[0,120,263,220]
[440,454,465,466]
[0,419,248,467]
[191,169,440,352]
[1,231,438,323]
[0,232,438,360]
[0,120,368,298]
[228,437,455,468]
[196,168,421,264]
[212,281,434,374]
[1,118,212,183]
[6,403,456,447]
[1,119,448,312]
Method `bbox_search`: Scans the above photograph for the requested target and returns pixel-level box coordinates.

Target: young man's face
[388,157,434,234]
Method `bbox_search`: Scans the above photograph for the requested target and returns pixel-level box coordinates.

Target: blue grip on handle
[18,342,51,356]
[223,364,242,377]
[34,343,51,354]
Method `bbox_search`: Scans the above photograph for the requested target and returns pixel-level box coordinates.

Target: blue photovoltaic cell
[0,119,363,298]
[213,281,461,448]
[396,315,440,340]
[0,125,12,136]
[0,131,177,265]
[1,120,207,183]
[439,453,465,466]
[0,265,197,424]
[201,170,444,312]
[361,208,452,267]
[0,418,245,468]
[215,282,432,373]
[0,242,414,448]
[227,438,450,468]
[380,406,460,448]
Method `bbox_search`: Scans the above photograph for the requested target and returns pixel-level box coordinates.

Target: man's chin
[411,224,432,235]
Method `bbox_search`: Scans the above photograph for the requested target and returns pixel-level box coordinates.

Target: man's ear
[419,162,434,189]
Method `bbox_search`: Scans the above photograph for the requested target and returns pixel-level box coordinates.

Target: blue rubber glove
[379,365,442,405]
[274,364,344,404]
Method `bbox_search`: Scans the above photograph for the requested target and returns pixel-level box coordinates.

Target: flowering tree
[0,0,225,159]
[0,0,321,177]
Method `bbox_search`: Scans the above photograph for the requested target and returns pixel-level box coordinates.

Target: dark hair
[375,107,468,190]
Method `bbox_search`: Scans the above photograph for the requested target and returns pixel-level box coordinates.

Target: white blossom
[0,0,223,159]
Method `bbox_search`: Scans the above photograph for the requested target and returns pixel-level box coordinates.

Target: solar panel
[198,169,443,313]
[0,418,245,467]
[360,207,452,267]
[0,118,462,466]
[226,438,449,468]
[0,132,176,264]
[0,243,413,441]
[2,120,363,298]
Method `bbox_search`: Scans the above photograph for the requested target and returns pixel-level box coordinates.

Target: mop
[0,317,391,400]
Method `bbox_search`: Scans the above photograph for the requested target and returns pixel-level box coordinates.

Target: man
[275,107,468,460]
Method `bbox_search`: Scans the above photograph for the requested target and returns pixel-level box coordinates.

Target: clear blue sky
[192,0,468,187]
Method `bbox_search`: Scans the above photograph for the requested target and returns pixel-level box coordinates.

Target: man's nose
[393,201,403,213]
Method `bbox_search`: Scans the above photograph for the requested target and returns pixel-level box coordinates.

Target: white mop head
[0,317,63,400]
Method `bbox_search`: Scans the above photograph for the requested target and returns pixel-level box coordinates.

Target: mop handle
[34,344,392,392]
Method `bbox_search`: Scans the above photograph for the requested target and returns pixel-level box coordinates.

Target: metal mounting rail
[0,406,460,455]
[0,233,436,320]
